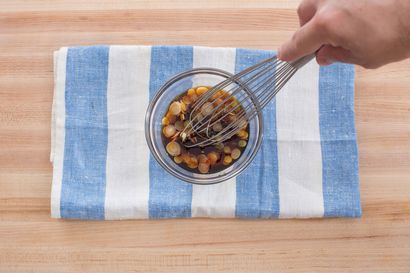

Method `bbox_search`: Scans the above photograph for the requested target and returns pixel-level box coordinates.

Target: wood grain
[1,1,410,272]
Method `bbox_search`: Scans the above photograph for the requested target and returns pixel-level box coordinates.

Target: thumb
[316,45,356,65]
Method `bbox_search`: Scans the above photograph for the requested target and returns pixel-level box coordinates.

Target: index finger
[278,17,329,61]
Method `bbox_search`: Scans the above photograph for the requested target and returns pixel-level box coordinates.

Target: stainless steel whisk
[181,54,315,148]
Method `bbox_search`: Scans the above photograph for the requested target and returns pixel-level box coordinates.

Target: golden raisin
[223,155,233,165]
[166,141,181,156]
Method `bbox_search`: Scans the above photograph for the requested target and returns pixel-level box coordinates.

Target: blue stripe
[61,46,109,219]
[148,46,193,218]
[235,48,280,218]
[319,64,361,217]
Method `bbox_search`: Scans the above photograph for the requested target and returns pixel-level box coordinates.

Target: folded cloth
[51,45,361,220]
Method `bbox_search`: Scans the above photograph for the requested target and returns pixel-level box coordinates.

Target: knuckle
[329,7,346,21]
[313,13,330,32]
[315,6,346,31]
[314,9,348,43]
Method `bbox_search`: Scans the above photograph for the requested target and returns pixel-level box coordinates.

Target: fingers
[315,45,356,65]
[277,17,328,62]
[297,0,320,26]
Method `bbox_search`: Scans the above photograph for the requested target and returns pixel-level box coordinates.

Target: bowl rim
[145,67,264,185]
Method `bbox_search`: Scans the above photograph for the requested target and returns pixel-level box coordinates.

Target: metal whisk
[181,54,315,148]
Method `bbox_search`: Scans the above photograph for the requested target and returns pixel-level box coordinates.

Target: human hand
[278,0,410,68]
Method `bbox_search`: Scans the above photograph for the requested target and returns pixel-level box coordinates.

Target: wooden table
[1,1,410,272]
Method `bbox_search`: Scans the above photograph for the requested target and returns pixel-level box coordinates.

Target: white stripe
[191,46,237,218]
[50,51,57,163]
[51,47,68,218]
[276,60,324,218]
[104,46,151,219]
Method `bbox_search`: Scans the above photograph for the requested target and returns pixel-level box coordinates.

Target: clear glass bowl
[145,68,263,185]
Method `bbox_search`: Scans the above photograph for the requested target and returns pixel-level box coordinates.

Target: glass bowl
[145,68,263,185]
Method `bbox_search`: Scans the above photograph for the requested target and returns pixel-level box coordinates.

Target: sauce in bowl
[161,86,249,174]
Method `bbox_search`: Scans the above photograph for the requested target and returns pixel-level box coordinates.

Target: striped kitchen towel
[51,45,361,220]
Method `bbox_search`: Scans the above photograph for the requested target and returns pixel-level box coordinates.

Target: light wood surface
[1,1,410,272]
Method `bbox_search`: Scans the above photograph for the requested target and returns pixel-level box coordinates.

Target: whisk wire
[181,54,314,148]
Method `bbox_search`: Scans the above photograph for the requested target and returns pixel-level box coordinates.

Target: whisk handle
[289,54,315,69]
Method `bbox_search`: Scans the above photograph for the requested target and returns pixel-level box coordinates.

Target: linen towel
[51,45,361,219]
